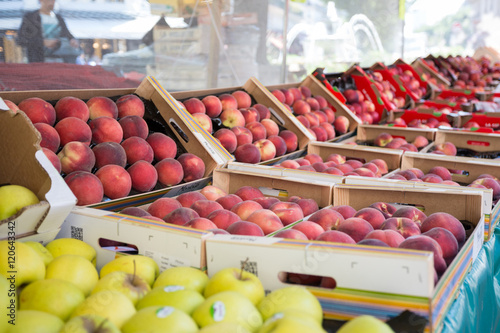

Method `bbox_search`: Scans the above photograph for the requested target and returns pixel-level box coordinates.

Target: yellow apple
[45,254,98,296]
[100,255,159,287]
[199,322,252,333]
[192,290,263,332]
[135,285,205,314]
[0,240,45,287]
[19,278,85,321]
[60,314,121,333]
[24,241,53,266]
[6,309,64,333]
[91,270,151,305]
[204,267,265,305]
[122,306,199,333]
[257,310,327,333]
[153,266,208,293]
[45,238,97,266]
[337,315,395,333]
[71,290,136,329]
[0,185,39,220]
[257,286,323,325]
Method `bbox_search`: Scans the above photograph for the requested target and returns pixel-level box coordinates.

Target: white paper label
[144,250,190,272]
[472,218,484,262]
[156,306,174,318]
[164,285,185,292]
[211,301,226,322]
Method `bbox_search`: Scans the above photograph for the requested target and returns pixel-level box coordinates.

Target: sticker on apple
[211,301,226,322]
[163,285,185,293]
[156,306,175,318]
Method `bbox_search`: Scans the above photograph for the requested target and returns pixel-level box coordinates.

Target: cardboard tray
[0,77,227,212]
[205,184,485,333]
[422,129,500,158]
[0,108,76,244]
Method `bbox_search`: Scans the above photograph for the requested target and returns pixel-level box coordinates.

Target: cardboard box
[0,108,76,244]
[57,207,211,272]
[206,185,484,333]
[169,77,314,166]
[370,62,418,105]
[0,77,229,212]
[422,129,500,158]
[412,58,451,88]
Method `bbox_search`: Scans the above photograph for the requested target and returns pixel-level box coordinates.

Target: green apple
[257,310,327,333]
[192,290,263,332]
[257,286,323,325]
[136,285,205,314]
[45,254,98,296]
[337,315,395,333]
[6,309,64,333]
[122,306,199,333]
[24,241,53,266]
[0,185,39,220]
[204,267,265,305]
[0,240,45,287]
[0,274,13,333]
[45,238,97,266]
[100,255,159,287]
[71,290,136,329]
[91,270,151,305]
[19,278,85,321]
[199,322,252,333]
[59,314,121,333]
[153,266,208,293]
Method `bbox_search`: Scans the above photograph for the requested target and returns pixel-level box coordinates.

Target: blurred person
[17,0,79,63]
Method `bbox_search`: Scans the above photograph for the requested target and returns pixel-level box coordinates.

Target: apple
[91,270,151,305]
[0,240,45,287]
[258,309,327,333]
[19,278,85,321]
[0,184,39,220]
[153,266,208,293]
[7,310,64,333]
[99,255,159,287]
[45,238,97,265]
[337,315,394,333]
[60,314,121,333]
[204,265,265,305]
[45,254,99,296]
[197,322,251,333]
[122,306,199,333]
[135,285,205,314]
[24,241,54,266]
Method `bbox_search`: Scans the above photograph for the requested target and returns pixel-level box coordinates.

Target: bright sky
[410,0,467,25]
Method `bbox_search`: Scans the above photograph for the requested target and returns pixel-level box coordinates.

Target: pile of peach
[270,86,351,140]
[288,202,466,286]
[368,71,407,109]
[387,114,453,129]
[5,95,205,205]
[369,132,431,152]
[274,152,390,178]
[117,185,320,237]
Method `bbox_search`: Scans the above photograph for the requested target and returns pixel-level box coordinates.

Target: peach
[333,116,350,135]
[120,206,151,217]
[429,166,452,181]
[163,207,199,225]
[412,135,429,149]
[310,126,327,142]
[369,202,397,218]
[281,89,294,106]
[292,100,311,115]
[87,96,118,120]
[396,169,418,180]
[421,174,443,183]
[240,108,260,124]
[220,108,245,128]
[316,95,328,109]
[322,107,336,124]
[190,200,224,218]
[231,126,253,146]
[362,162,380,177]
[42,147,62,173]
[55,117,92,146]
[308,208,344,231]
[146,132,177,161]
[289,87,302,103]
[278,130,298,153]
[18,97,56,125]
[270,201,304,226]
[246,209,284,235]
[324,154,344,165]
[354,207,386,229]
[216,194,243,210]
[304,113,320,127]
[364,229,405,247]
[234,143,261,163]
[423,227,459,265]
[253,197,281,209]
[373,133,393,147]
[299,86,312,99]
[399,235,447,276]
[330,205,357,219]
[116,94,145,118]
[121,136,154,164]
[207,228,230,235]
[323,167,343,175]
[184,218,218,230]
[226,221,265,236]
[433,142,457,156]
[387,174,408,181]
[298,165,315,172]
[206,209,241,230]
[54,96,89,122]
[370,159,389,175]
[303,153,322,165]
[320,122,336,140]
[147,197,182,219]
[246,121,267,142]
[311,162,327,172]
[337,217,374,243]
[127,160,158,192]
[345,159,364,169]
[253,104,271,120]
[353,167,376,177]
[202,95,223,118]
[292,198,317,217]
[92,141,127,169]
[231,200,263,221]
[279,159,300,169]
[176,191,207,208]
[407,168,425,179]
[441,180,460,186]
[177,153,205,182]
[296,115,310,128]
[90,116,123,144]
[58,141,95,174]
[235,186,264,201]
[200,185,227,201]
[155,158,184,186]
[95,164,132,199]
[343,89,359,104]
[64,171,103,205]
[260,119,279,138]
[3,100,19,112]
[219,93,238,111]
[273,229,308,240]
[254,139,276,161]
[192,113,213,134]
[357,239,390,247]
[392,206,427,225]
[183,97,206,114]
[291,220,324,240]
[119,115,149,140]
[381,217,421,238]
[232,90,252,109]
[315,230,356,244]
[420,212,466,246]
[268,135,287,157]
[34,122,60,153]
[400,143,418,152]
[271,89,286,103]
[305,97,320,111]
[471,177,500,198]
[385,138,407,149]
[295,158,311,166]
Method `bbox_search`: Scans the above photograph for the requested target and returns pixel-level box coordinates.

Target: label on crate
[472,218,484,262]
[144,250,191,272]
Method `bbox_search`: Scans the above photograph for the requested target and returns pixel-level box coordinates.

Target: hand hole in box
[278,271,336,289]
[98,238,138,255]
[169,118,189,144]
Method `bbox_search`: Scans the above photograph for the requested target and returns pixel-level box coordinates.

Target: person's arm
[16,13,38,47]
[56,14,78,47]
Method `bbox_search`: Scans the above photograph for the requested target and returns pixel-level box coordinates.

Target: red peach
[281,89,294,106]
[296,115,310,128]
[421,174,443,183]
[120,207,151,218]
[330,205,357,219]
[116,94,145,118]
[270,201,304,226]
[232,90,252,109]
[190,200,224,218]
[184,217,218,230]
[354,207,386,229]
[155,158,184,186]
[362,162,380,177]
[304,113,320,127]
[273,229,308,240]
[308,208,344,231]
[18,97,56,125]
[119,115,149,140]
[176,191,207,208]
[311,162,327,172]
[54,96,89,122]
[55,117,92,146]
[279,130,298,153]
[291,220,324,240]
[429,166,452,181]
[423,227,459,265]
[246,121,267,142]
[254,139,276,161]
[292,100,311,115]
[333,116,350,135]
[357,239,390,247]
[396,170,418,180]
[192,113,213,134]
[87,96,118,120]
[279,159,300,169]
[200,185,227,201]
[294,158,311,166]
[183,98,206,114]
[253,104,271,120]
[289,87,302,103]
[369,202,397,218]
[92,142,127,169]
[392,206,427,225]
[121,136,154,165]
[364,229,405,247]
[271,90,286,103]
[252,197,281,210]
[407,168,425,179]
[226,221,265,236]
[146,132,177,161]
[42,147,62,173]
[306,97,320,111]
[399,235,447,276]
[268,135,287,157]
[240,108,260,124]
[373,133,394,147]
[220,108,245,128]
[298,165,315,172]
[231,126,253,146]
[326,154,346,165]
[322,107,336,124]
[206,209,241,230]
[344,159,363,169]
[371,159,389,175]
[90,116,124,144]
[337,217,374,243]
[246,209,284,235]
[299,86,312,98]
[95,164,132,199]
[471,177,500,198]
[147,198,182,219]
[216,194,243,210]
[315,95,328,109]
[320,122,336,140]
[385,138,407,149]
[219,93,238,111]
[234,143,261,163]
[127,160,158,192]
[58,141,95,174]
[304,153,323,165]
[323,167,344,176]
[163,207,199,225]
[64,171,103,205]
[420,212,466,246]
[353,167,376,178]
[315,230,356,244]
[207,228,230,235]
[3,100,19,112]
[235,186,264,201]
[231,200,263,221]
[381,217,421,238]
[202,95,223,118]
[433,142,457,156]
[261,119,279,137]
[177,153,206,182]
[34,122,60,152]
[400,143,418,152]
[413,135,429,149]
[310,126,328,141]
